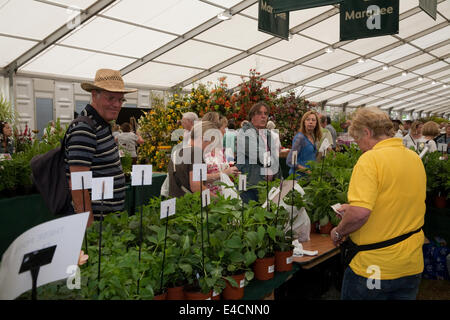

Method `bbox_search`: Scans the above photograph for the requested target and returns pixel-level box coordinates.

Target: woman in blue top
[287,111,322,176]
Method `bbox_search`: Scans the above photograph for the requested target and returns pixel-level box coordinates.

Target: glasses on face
[101,93,127,104]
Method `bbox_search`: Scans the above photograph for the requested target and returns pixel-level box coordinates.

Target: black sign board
[272,0,342,14]
[258,0,290,40]
[340,0,399,41]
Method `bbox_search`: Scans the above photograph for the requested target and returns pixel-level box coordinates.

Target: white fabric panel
[438,0,450,20]
[0,36,37,67]
[46,0,96,9]
[338,59,382,76]
[155,40,241,69]
[303,49,358,70]
[372,86,405,97]
[394,54,435,70]
[398,12,445,39]
[291,86,321,97]
[384,72,417,85]
[21,45,135,78]
[429,44,450,58]
[103,0,222,35]
[371,44,419,64]
[288,5,335,29]
[60,17,176,58]
[221,54,286,76]
[124,62,203,87]
[183,73,245,91]
[205,0,242,9]
[0,0,72,40]
[259,34,327,62]
[299,14,340,45]
[341,36,397,56]
[269,65,322,84]
[400,0,418,14]
[363,67,403,82]
[356,83,390,95]
[354,96,383,105]
[428,69,450,80]
[332,79,371,92]
[329,94,364,104]
[414,61,449,76]
[307,90,342,102]
[265,81,289,92]
[195,14,272,50]
[411,26,450,48]
[307,74,350,88]
[400,79,427,89]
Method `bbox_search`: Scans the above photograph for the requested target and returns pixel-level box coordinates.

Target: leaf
[225,235,242,249]
[244,251,257,266]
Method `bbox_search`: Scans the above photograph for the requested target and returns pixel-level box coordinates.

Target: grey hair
[182,112,199,122]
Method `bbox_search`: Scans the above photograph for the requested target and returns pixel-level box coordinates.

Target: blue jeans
[341,267,421,300]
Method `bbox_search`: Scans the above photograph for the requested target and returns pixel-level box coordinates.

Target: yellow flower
[174,94,178,98]
[171,102,175,106]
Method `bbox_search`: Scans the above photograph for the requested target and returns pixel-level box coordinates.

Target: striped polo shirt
[64,104,125,213]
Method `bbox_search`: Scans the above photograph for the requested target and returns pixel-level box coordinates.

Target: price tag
[193,164,207,181]
[268,265,274,273]
[238,174,247,191]
[286,256,293,264]
[160,198,176,219]
[70,171,92,190]
[202,189,211,207]
[240,279,245,288]
[131,165,153,186]
[91,177,114,200]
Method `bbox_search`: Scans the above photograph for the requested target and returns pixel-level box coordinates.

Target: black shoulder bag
[340,226,423,268]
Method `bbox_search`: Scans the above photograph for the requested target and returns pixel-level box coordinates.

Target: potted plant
[423,152,449,208]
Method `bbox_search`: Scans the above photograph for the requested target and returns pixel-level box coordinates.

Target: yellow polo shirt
[348,138,426,280]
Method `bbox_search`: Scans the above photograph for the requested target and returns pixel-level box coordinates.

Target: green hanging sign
[340,0,399,41]
[272,0,342,14]
[419,0,437,20]
[258,0,290,40]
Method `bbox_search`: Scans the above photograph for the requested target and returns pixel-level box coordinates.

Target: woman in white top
[422,121,440,153]
[403,121,425,151]
[116,122,144,164]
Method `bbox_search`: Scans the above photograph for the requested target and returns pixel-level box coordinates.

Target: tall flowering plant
[272,92,311,147]
[14,124,33,153]
[229,69,276,126]
[184,84,210,117]
[205,77,233,117]
[137,96,184,172]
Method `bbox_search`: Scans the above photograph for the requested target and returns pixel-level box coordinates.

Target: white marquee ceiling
[0,0,449,115]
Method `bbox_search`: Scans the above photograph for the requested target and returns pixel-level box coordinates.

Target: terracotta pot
[167,286,184,300]
[184,289,212,300]
[253,256,275,281]
[434,195,447,208]
[275,250,293,272]
[319,221,333,234]
[153,291,167,300]
[222,273,245,300]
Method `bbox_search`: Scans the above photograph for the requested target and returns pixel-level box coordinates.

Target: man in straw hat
[65,69,137,226]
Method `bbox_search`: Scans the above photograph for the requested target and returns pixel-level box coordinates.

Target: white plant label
[438,143,447,152]
[286,256,293,264]
[160,198,176,219]
[131,165,152,186]
[193,164,207,181]
[268,265,275,273]
[202,189,211,207]
[331,203,342,217]
[240,279,245,288]
[91,177,114,200]
[70,171,92,190]
[262,187,280,209]
[294,182,305,196]
[238,174,247,191]
[291,150,297,166]
[263,151,271,167]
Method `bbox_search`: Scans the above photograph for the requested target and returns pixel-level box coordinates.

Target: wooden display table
[293,233,340,269]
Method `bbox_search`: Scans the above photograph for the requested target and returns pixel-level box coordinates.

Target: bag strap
[61,115,96,149]
[353,226,423,252]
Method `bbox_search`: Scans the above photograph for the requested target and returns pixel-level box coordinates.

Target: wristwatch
[334,230,343,241]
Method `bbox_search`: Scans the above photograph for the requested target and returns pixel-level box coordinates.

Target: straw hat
[81,69,137,93]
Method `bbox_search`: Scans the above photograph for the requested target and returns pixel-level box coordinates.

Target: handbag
[340,226,423,268]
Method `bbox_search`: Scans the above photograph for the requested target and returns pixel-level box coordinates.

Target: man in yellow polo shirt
[331,107,426,300]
